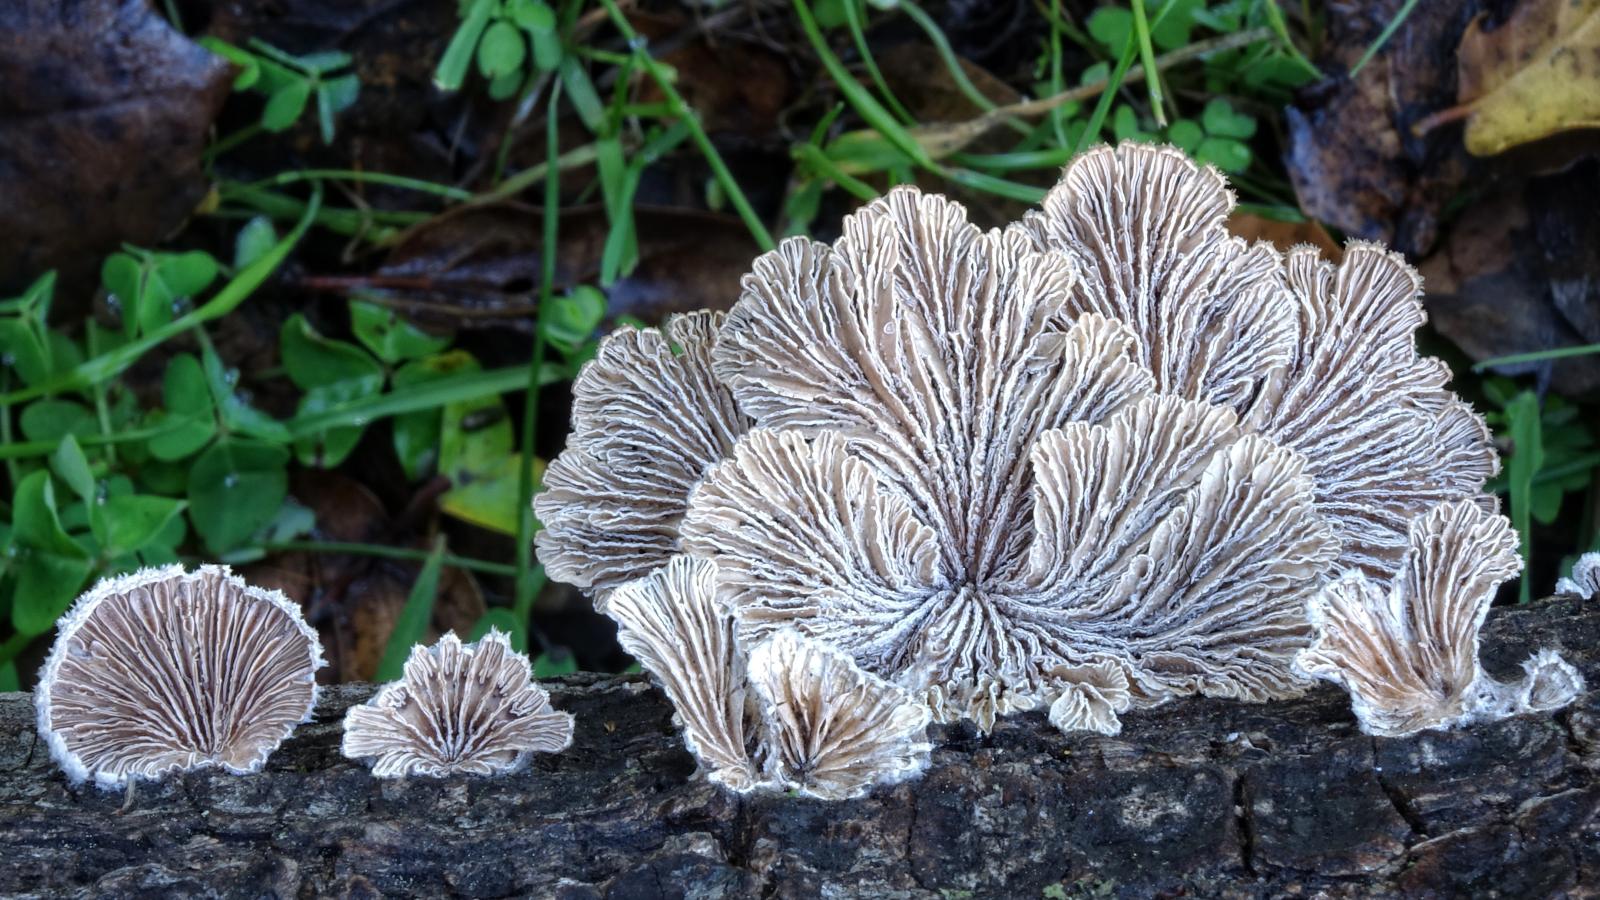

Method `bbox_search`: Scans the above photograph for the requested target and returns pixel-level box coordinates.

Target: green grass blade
[792,0,934,170]
[376,538,447,680]
[285,363,560,437]
[1350,0,1420,77]
[1474,343,1600,370]
[1129,0,1166,126]
[435,0,496,91]
[1506,391,1546,604]
[0,185,322,405]
[842,0,914,124]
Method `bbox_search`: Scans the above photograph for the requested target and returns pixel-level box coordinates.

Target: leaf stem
[1475,343,1600,370]
[257,540,519,577]
[1350,0,1421,76]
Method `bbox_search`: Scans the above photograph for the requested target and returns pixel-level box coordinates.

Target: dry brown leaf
[1284,1,1477,255]
[1226,212,1343,261]
[359,205,760,329]
[1455,0,1600,155]
[1418,162,1600,399]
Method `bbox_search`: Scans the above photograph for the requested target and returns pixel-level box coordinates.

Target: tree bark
[3,597,1597,899]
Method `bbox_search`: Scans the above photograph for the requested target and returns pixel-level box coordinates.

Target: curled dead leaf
[1449,0,1600,155]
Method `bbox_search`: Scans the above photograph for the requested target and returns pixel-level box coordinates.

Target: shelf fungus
[341,630,574,778]
[34,565,325,790]
[534,310,749,601]
[1011,143,1497,580]
[604,556,931,800]
[540,180,1343,736]
[1295,501,1584,738]
[1556,552,1599,600]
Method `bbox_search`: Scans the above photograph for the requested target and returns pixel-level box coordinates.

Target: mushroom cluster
[27,143,1582,804]
[538,142,1582,796]
[1295,501,1583,737]
[35,567,576,789]
[605,556,930,800]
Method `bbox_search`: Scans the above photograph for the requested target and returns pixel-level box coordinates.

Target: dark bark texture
[3,598,1599,899]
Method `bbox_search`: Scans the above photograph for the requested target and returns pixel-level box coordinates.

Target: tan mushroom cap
[1045,660,1133,736]
[1257,244,1498,577]
[686,393,1338,731]
[535,142,1498,736]
[1009,142,1295,413]
[34,565,325,790]
[535,311,748,601]
[604,555,760,791]
[747,629,931,801]
[341,629,574,778]
[1295,500,1584,737]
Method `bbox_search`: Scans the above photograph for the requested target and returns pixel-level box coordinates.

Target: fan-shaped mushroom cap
[685,388,1337,727]
[603,555,760,791]
[1520,648,1584,712]
[1556,552,1600,600]
[1009,142,1296,413]
[603,556,931,799]
[1256,244,1498,577]
[34,565,325,790]
[1045,660,1133,736]
[747,630,931,801]
[1011,142,1497,580]
[1295,501,1584,737]
[342,629,573,778]
[535,180,1337,731]
[535,310,749,600]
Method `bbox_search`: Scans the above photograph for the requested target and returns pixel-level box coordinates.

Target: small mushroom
[34,565,325,790]
[747,629,931,801]
[603,556,931,800]
[1555,552,1599,600]
[1045,660,1133,736]
[341,629,573,778]
[603,554,760,791]
[1258,243,1498,578]
[1294,500,1584,737]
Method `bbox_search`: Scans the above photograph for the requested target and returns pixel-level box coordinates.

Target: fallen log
[2,597,1597,898]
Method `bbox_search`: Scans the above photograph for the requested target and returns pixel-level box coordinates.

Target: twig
[919,26,1273,158]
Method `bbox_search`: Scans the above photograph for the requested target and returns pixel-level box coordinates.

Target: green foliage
[1481,378,1599,603]
[0,195,610,669]
[9,470,93,636]
[202,39,361,143]
[783,0,1318,219]
[101,248,218,338]
[377,539,447,681]
[435,0,562,98]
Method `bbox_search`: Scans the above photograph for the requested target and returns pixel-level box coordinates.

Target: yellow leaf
[1457,0,1600,155]
[439,455,542,537]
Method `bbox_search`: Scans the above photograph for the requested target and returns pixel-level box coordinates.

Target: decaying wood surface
[2,597,1597,898]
